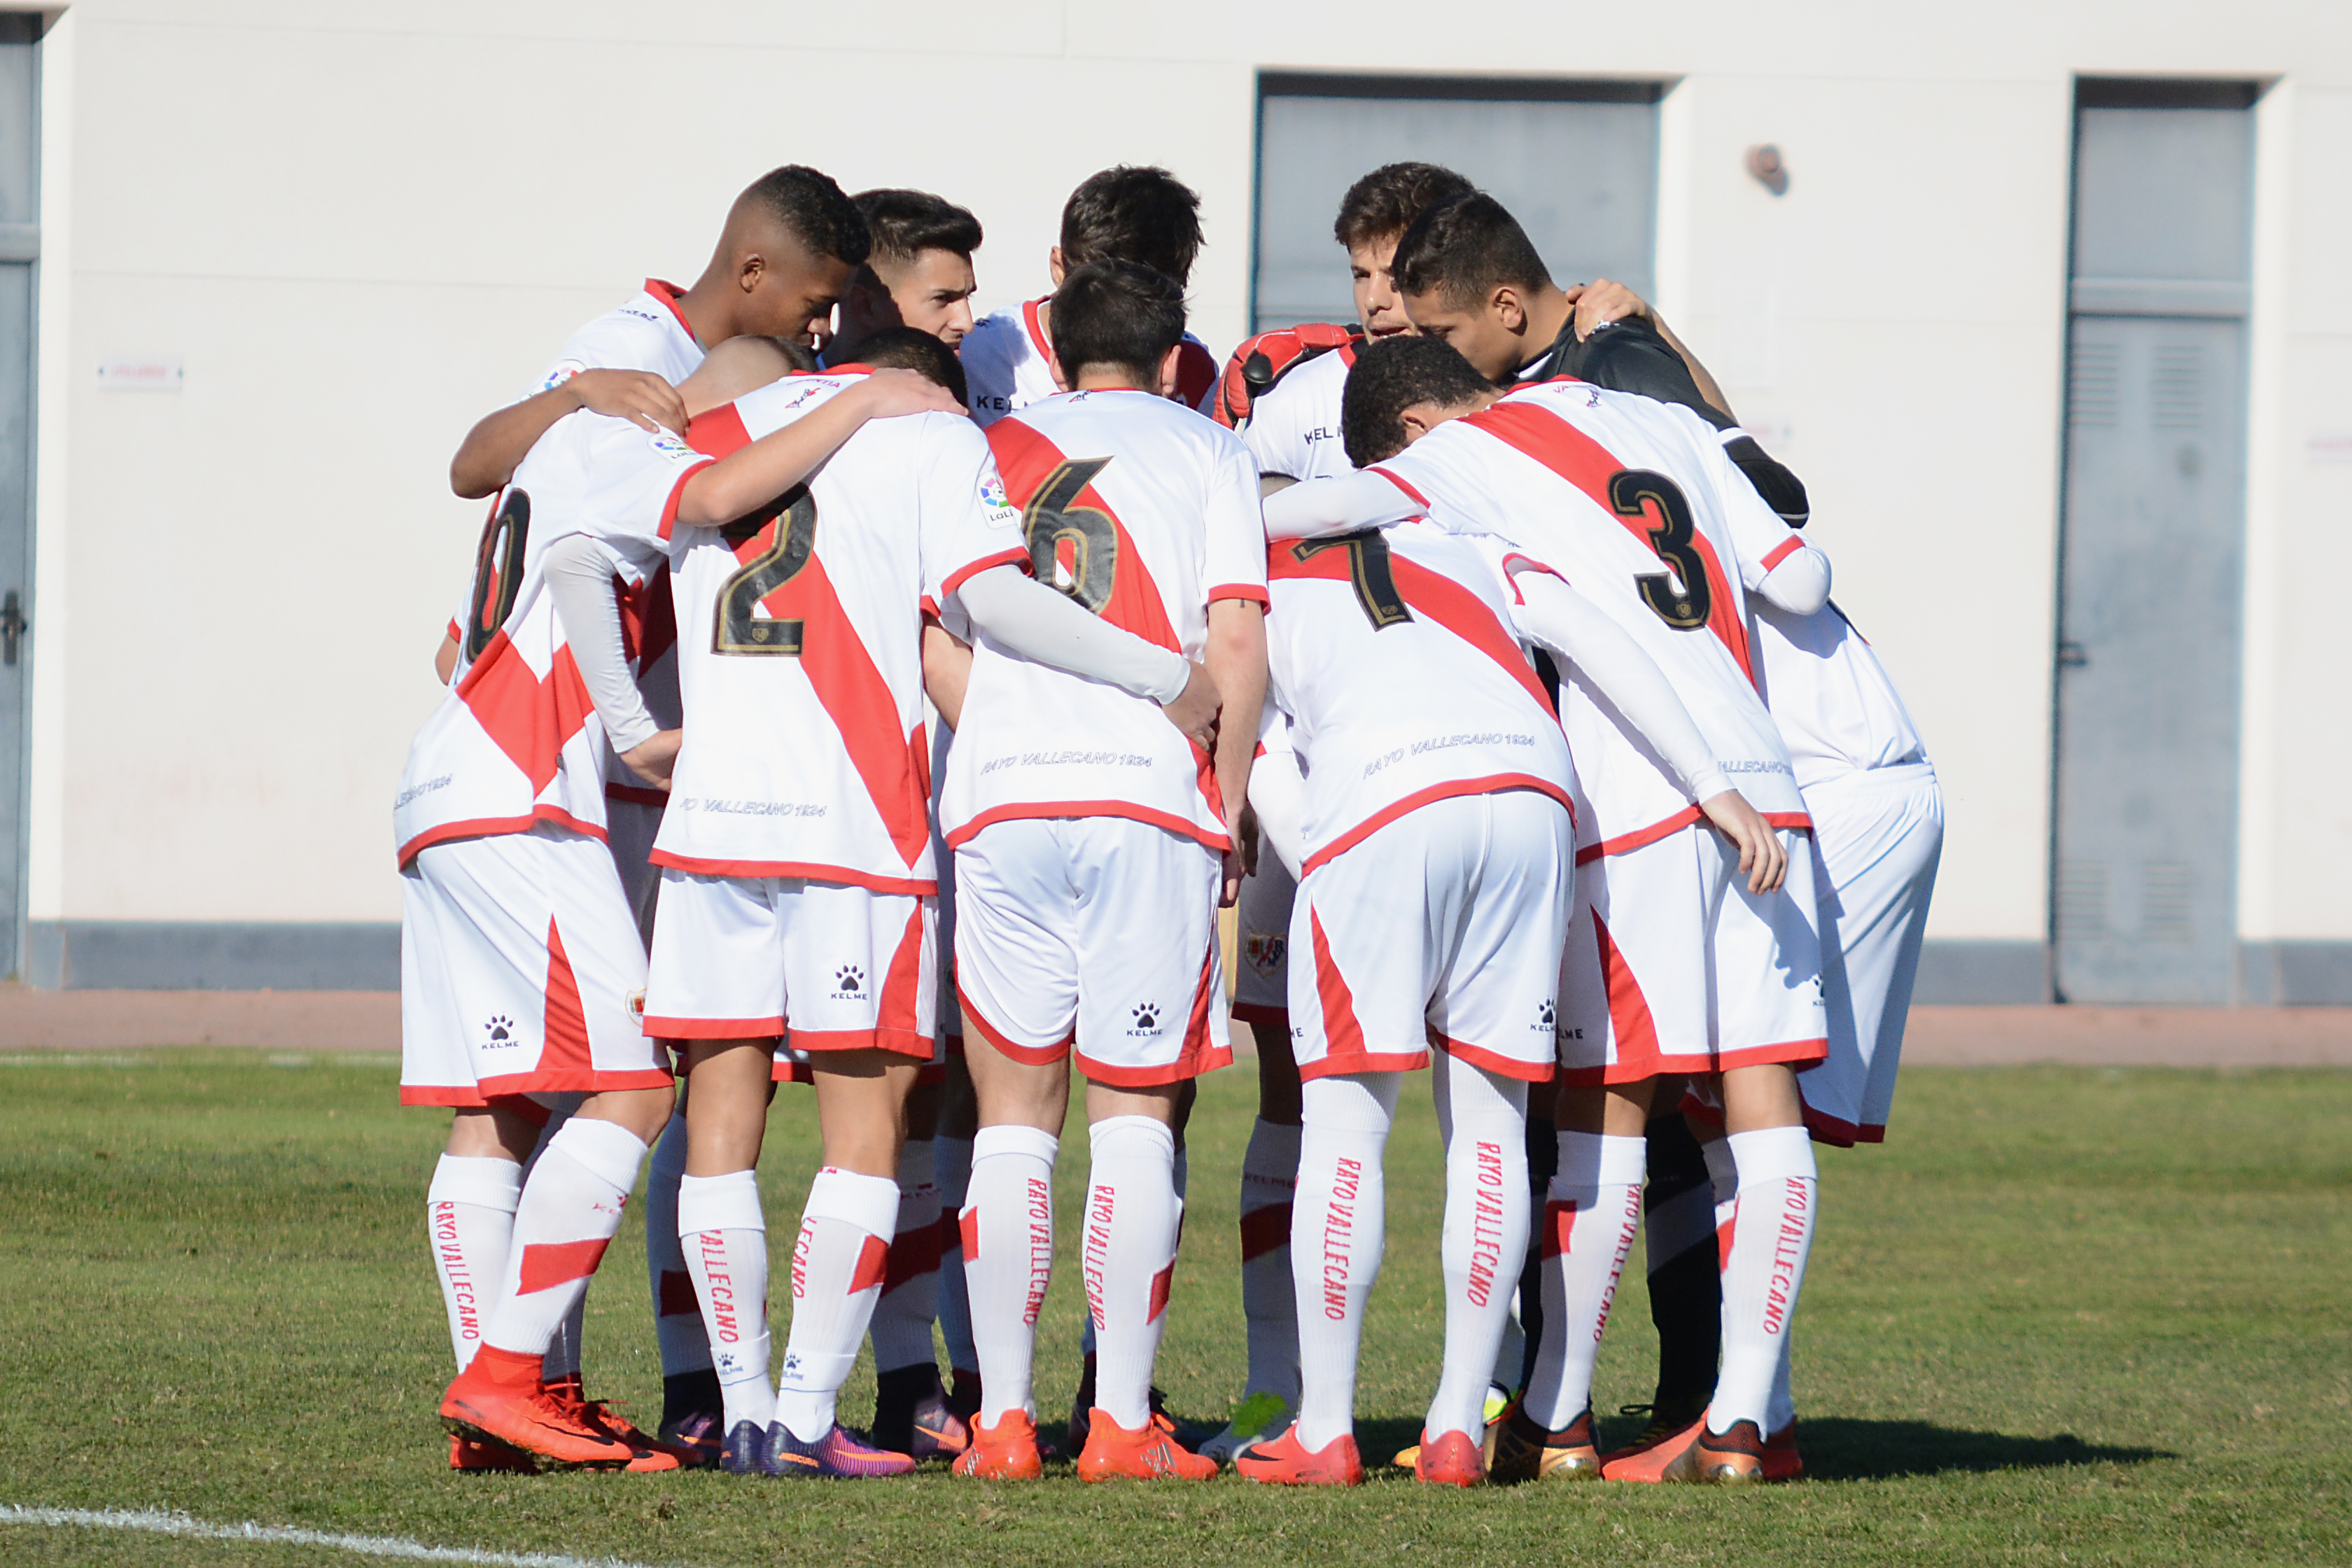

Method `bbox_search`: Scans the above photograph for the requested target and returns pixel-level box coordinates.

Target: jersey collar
[1021,297,1052,362]
[643,279,703,349]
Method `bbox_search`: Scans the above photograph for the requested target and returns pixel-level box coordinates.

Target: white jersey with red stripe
[1752,601,1928,791]
[1239,337,1357,484]
[962,298,1220,428]
[1371,379,1812,859]
[650,372,1023,895]
[940,388,1268,851]
[1264,520,1575,874]
[394,412,718,866]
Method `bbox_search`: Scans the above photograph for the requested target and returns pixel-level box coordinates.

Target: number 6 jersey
[939,388,1268,852]
[648,372,1025,893]
[1368,379,1816,858]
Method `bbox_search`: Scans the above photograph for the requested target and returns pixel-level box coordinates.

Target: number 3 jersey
[939,388,1269,853]
[1368,378,1817,857]
[649,372,1025,894]
[393,410,711,867]
[1264,521,1575,874]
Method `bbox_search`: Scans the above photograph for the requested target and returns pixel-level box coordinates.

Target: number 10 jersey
[650,372,1025,894]
[1370,379,1815,859]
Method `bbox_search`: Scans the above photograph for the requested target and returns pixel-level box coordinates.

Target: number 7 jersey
[1369,379,1813,858]
[648,372,1026,893]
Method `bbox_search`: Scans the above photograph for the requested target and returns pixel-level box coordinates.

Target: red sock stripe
[517,1237,610,1295]
[1239,1203,1292,1264]
[959,1208,981,1265]
[1716,1214,1737,1273]
[850,1233,892,1295]
[1147,1261,1176,1324]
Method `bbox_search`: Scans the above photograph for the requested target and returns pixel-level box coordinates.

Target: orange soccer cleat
[1235,1424,1364,1487]
[1600,1415,1706,1483]
[1762,1420,1803,1482]
[542,1373,685,1472]
[1413,1428,1486,1487]
[953,1409,1045,1480]
[1074,1410,1217,1483]
[447,1432,538,1473]
[1488,1406,1601,1482]
[440,1348,638,1470]
[1659,1418,1767,1483]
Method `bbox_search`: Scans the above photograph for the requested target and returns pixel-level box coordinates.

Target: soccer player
[942,260,1266,1483]
[1263,321,1833,1485]
[827,189,985,362]
[426,164,882,1460]
[1199,160,1476,1464]
[961,166,1221,426]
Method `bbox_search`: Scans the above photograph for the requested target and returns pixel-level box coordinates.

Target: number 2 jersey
[1368,377,1819,858]
[939,388,1268,852]
[1264,520,1574,873]
[648,372,1026,894]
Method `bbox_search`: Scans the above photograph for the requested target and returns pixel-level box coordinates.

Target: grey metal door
[2053,315,2245,1001]
[0,19,34,979]
[1252,75,1658,332]
[2052,84,2255,1003]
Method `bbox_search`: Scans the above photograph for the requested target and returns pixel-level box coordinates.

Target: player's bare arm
[674,370,960,526]
[433,630,458,685]
[1205,599,1269,904]
[449,370,691,500]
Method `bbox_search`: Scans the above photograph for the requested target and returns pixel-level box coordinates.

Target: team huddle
[395,158,1943,1488]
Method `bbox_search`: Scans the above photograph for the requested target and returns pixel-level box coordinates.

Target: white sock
[1238,1118,1303,1406]
[1522,1131,1646,1429]
[1427,1055,1530,1441]
[427,1155,521,1372]
[1290,1073,1399,1451]
[869,1140,944,1373]
[1082,1116,1182,1432]
[1767,1322,1797,1433]
[644,1110,712,1380]
[932,1134,977,1376]
[678,1169,773,1432]
[962,1124,1060,1425]
[775,1167,902,1443]
[1710,1126,1817,1434]
[483,1117,648,1359]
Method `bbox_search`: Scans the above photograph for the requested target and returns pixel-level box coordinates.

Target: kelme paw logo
[835,965,866,995]
[1130,1003,1161,1033]
[484,1015,516,1046]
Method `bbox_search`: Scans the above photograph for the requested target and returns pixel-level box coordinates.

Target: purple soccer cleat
[764,1421,918,1479]
[658,1407,724,1469]
[720,1420,768,1476]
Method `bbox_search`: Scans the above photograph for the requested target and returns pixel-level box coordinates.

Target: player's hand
[1572,278,1654,342]
[1220,848,1243,909]
[621,729,683,790]
[1699,788,1787,895]
[1160,660,1222,751]
[857,368,965,421]
[1236,800,1262,879]
[566,369,690,435]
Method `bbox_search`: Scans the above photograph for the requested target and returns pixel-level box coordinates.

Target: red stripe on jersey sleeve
[1210,583,1270,605]
[1760,536,1805,571]
[1464,400,1756,688]
[684,403,752,459]
[1369,466,1431,510]
[939,545,1029,601]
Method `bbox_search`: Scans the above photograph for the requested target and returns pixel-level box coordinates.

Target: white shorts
[1559,822,1827,1086]
[1288,790,1572,1084]
[643,869,937,1078]
[953,815,1232,1087]
[603,789,667,952]
[400,824,670,1107]
[1233,854,1296,1027]
[1795,763,1943,1144]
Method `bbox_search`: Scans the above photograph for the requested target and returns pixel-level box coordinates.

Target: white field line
[0,1504,703,1568]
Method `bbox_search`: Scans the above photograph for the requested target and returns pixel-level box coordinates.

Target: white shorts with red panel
[1232,855,1296,1028]
[400,822,671,1107]
[1558,822,1827,1086]
[1288,790,1573,1084]
[643,869,935,1070]
[1794,762,1942,1145]
[953,816,1231,1087]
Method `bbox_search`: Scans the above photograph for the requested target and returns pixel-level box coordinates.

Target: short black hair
[771,336,821,375]
[1390,192,1551,309]
[1333,162,1477,251]
[1341,335,1493,467]
[846,325,969,407]
[741,165,871,267]
[1049,260,1186,387]
[1060,166,1203,288]
[853,188,984,267]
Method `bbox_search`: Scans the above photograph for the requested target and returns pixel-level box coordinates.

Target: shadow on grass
[1328,1415,2170,1482]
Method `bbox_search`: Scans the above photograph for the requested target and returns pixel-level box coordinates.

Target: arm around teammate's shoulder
[673,370,961,528]
[1756,538,1831,617]
[449,371,690,500]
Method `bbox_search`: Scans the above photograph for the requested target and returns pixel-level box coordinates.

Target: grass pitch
[0,1051,2345,1567]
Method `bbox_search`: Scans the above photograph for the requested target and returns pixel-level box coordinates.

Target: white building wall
[18,1,2352,991]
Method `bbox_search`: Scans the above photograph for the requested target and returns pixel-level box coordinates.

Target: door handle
[1,590,24,666]
[2057,640,2088,668]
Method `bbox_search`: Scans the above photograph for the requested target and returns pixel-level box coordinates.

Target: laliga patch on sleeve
[538,358,588,393]
[979,470,1021,528]
[649,429,699,464]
